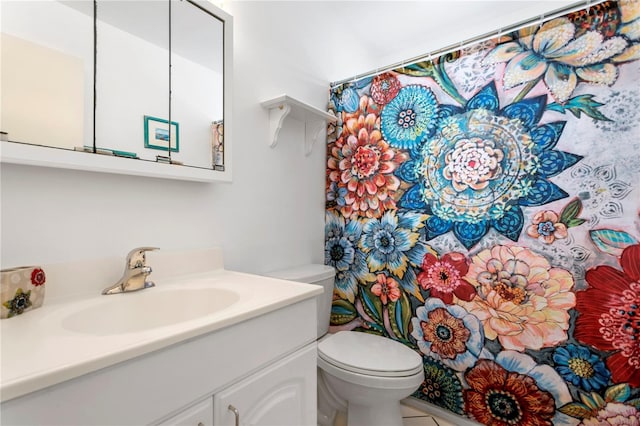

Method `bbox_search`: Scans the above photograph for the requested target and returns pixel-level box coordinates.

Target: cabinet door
[214,343,317,426]
[157,398,213,426]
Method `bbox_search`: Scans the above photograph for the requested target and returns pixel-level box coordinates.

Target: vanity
[0,249,322,425]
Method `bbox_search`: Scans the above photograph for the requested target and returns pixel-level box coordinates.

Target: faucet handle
[126,247,159,268]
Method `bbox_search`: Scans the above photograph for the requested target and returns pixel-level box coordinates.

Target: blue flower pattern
[397,82,581,248]
[380,85,439,150]
[359,211,432,301]
[553,344,611,392]
[325,211,374,302]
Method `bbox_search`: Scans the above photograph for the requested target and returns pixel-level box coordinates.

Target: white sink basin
[61,287,240,335]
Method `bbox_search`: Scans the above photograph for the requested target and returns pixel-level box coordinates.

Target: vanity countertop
[0,269,322,402]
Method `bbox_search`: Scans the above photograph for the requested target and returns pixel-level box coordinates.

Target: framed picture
[211,120,224,171]
[144,115,179,152]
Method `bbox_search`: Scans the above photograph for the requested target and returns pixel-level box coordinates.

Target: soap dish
[1,266,46,319]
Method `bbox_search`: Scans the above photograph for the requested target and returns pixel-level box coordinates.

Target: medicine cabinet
[0,0,232,182]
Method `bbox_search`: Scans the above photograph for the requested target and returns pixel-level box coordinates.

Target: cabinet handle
[228,404,240,426]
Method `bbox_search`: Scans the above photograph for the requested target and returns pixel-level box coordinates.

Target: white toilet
[266,264,424,426]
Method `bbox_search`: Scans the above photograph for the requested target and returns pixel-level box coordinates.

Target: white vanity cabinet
[213,343,317,426]
[1,297,318,426]
[158,398,214,426]
[158,343,317,426]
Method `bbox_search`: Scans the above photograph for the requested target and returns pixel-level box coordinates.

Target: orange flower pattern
[327,96,406,219]
[370,274,401,305]
[527,210,568,244]
[459,245,576,351]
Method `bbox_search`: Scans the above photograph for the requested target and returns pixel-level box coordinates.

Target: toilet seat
[318,331,422,377]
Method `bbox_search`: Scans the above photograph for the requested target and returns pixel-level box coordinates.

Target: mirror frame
[0,0,232,183]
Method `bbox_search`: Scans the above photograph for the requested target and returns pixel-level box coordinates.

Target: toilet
[266,265,424,426]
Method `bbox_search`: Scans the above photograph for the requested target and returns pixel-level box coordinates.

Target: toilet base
[317,367,346,426]
[318,365,423,426]
[346,401,403,426]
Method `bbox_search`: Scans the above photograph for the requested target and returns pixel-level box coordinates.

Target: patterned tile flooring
[400,404,457,426]
[334,403,457,426]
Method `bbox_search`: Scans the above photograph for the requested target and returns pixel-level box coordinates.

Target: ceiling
[225,0,580,83]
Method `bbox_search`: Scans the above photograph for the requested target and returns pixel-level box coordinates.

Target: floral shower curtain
[325,1,640,424]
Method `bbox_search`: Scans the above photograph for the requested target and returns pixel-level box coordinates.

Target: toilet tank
[265,264,335,338]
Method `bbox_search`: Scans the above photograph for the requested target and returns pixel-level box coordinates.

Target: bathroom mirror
[0,0,232,182]
[0,1,94,151]
[170,0,224,170]
[94,0,171,162]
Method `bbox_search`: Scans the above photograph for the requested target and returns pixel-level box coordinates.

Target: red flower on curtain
[417,252,476,304]
[574,243,640,387]
[464,359,556,426]
[370,73,401,105]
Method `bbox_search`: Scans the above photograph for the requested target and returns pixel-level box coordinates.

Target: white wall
[0,1,572,279]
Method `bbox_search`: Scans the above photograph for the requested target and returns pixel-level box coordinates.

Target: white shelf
[261,94,337,156]
[0,142,231,183]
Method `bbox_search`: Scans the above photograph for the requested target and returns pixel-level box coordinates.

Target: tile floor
[334,403,457,426]
[400,404,456,426]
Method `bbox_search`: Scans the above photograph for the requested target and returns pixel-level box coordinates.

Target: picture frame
[211,120,224,171]
[144,115,179,152]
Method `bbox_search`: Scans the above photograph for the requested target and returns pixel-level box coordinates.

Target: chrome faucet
[102,247,159,295]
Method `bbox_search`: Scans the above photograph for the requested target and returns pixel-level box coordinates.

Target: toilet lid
[318,331,423,377]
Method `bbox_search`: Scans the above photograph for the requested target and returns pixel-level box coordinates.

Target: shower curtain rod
[330,0,607,88]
